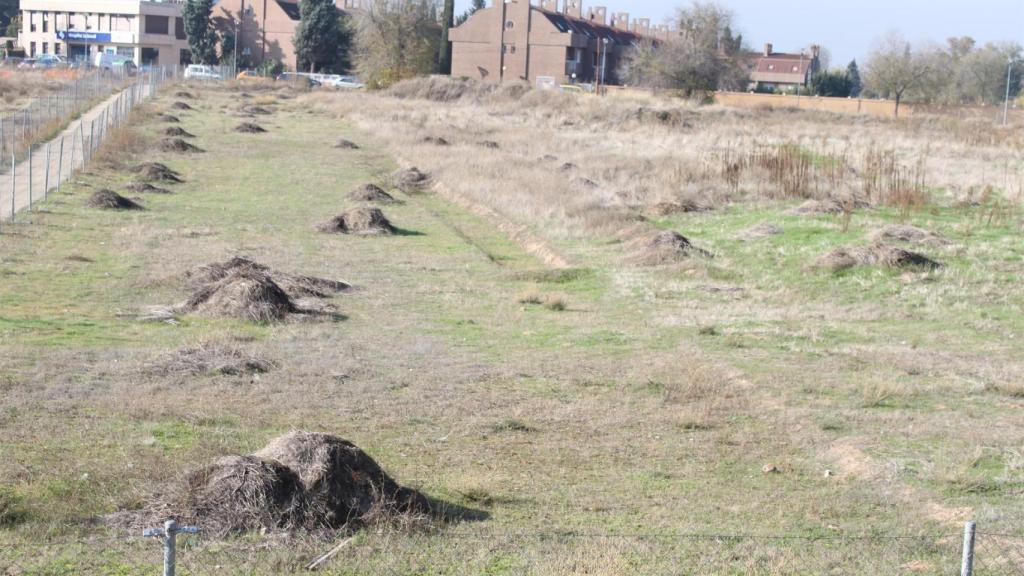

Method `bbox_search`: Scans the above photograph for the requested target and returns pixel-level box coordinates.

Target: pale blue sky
[455,0,1024,66]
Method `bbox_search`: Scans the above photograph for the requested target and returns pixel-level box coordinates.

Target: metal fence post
[961,521,977,576]
[10,150,15,222]
[27,144,32,211]
[143,519,199,576]
[44,143,51,200]
[57,137,64,194]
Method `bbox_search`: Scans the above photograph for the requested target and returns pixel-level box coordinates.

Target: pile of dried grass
[150,432,428,536]
[421,136,449,146]
[171,101,194,111]
[124,182,172,194]
[163,127,194,138]
[626,230,712,265]
[318,207,395,235]
[334,139,360,149]
[347,184,398,204]
[131,162,183,183]
[242,105,273,115]
[235,122,267,134]
[156,114,180,123]
[645,200,710,216]
[739,222,782,241]
[186,257,351,300]
[155,341,274,376]
[183,268,296,322]
[392,167,429,193]
[86,189,143,210]
[869,224,948,245]
[159,138,204,153]
[816,244,942,272]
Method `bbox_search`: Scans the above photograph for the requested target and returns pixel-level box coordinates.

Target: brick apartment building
[746,42,821,92]
[449,0,666,87]
[17,0,189,65]
[213,0,360,70]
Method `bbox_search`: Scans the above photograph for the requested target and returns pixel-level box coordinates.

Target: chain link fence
[0,66,179,225]
[5,523,1022,575]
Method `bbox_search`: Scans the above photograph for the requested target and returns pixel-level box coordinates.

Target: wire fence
[0,66,179,226]
[4,523,1023,575]
[0,68,136,174]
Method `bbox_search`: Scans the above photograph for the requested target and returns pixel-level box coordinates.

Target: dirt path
[0,83,151,222]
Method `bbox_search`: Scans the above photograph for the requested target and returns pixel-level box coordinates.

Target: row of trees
[619,1,1021,115]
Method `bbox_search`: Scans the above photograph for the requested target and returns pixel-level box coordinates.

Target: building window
[42,14,48,33]
[29,42,36,57]
[175,17,186,40]
[85,14,92,30]
[30,13,36,32]
[55,43,62,55]
[68,12,75,29]
[42,42,48,54]
[141,47,159,65]
[505,21,514,29]
[502,43,516,54]
[144,15,169,35]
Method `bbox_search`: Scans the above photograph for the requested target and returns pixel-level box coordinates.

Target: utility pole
[233,18,239,75]
[1004,57,1013,126]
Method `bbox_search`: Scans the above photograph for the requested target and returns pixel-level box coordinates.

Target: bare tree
[864,32,937,117]
[620,1,749,97]
[354,0,440,88]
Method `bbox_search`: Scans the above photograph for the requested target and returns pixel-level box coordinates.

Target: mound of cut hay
[151,433,428,536]
[479,140,499,149]
[560,162,578,171]
[421,136,449,146]
[574,177,599,189]
[174,91,194,99]
[255,432,428,528]
[170,101,194,111]
[787,198,845,215]
[347,184,398,204]
[816,244,942,273]
[646,200,709,216]
[392,167,430,192]
[235,122,267,133]
[739,222,782,241]
[869,224,948,245]
[131,162,183,183]
[186,257,350,299]
[183,268,296,322]
[627,230,712,265]
[169,455,305,535]
[156,114,180,123]
[539,154,558,162]
[242,105,273,115]
[334,139,360,149]
[87,189,143,210]
[163,126,194,138]
[159,138,204,153]
[156,342,274,376]
[124,182,173,194]
[319,207,395,235]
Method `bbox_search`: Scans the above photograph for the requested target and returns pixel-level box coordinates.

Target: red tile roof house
[745,43,821,92]
[449,0,666,87]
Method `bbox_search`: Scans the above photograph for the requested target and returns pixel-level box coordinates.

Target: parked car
[184,64,221,81]
[276,72,320,87]
[93,52,136,75]
[236,70,265,81]
[34,54,66,68]
[313,74,364,89]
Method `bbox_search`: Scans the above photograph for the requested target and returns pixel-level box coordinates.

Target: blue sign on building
[56,30,112,42]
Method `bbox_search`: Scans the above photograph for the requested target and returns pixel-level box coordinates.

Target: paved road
[0,82,152,222]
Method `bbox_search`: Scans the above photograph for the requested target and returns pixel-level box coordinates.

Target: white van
[184,64,222,81]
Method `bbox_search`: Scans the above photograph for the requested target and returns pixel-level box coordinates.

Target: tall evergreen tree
[184,0,218,64]
[437,0,454,74]
[294,0,340,72]
[456,0,485,25]
[846,59,862,97]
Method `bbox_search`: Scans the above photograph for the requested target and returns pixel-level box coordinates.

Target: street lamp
[232,18,239,75]
[1004,57,1014,127]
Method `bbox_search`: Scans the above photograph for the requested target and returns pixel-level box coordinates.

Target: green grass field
[1,83,1022,575]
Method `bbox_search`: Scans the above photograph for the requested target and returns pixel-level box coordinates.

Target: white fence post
[961,521,977,576]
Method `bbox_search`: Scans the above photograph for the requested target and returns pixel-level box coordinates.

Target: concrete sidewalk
[1,81,153,222]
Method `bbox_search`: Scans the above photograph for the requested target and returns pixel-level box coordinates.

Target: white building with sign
[18,0,190,66]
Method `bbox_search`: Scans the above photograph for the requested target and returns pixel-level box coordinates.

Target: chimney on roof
[810,44,821,59]
[763,43,773,57]
[631,17,649,36]
[541,0,557,12]
[586,5,606,25]
[564,0,582,18]
[612,12,628,30]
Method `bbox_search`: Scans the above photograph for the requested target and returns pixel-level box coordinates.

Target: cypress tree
[847,59,862,97]
[294,0,340,72]
[438,0,454,74]
[184,0,218,65]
